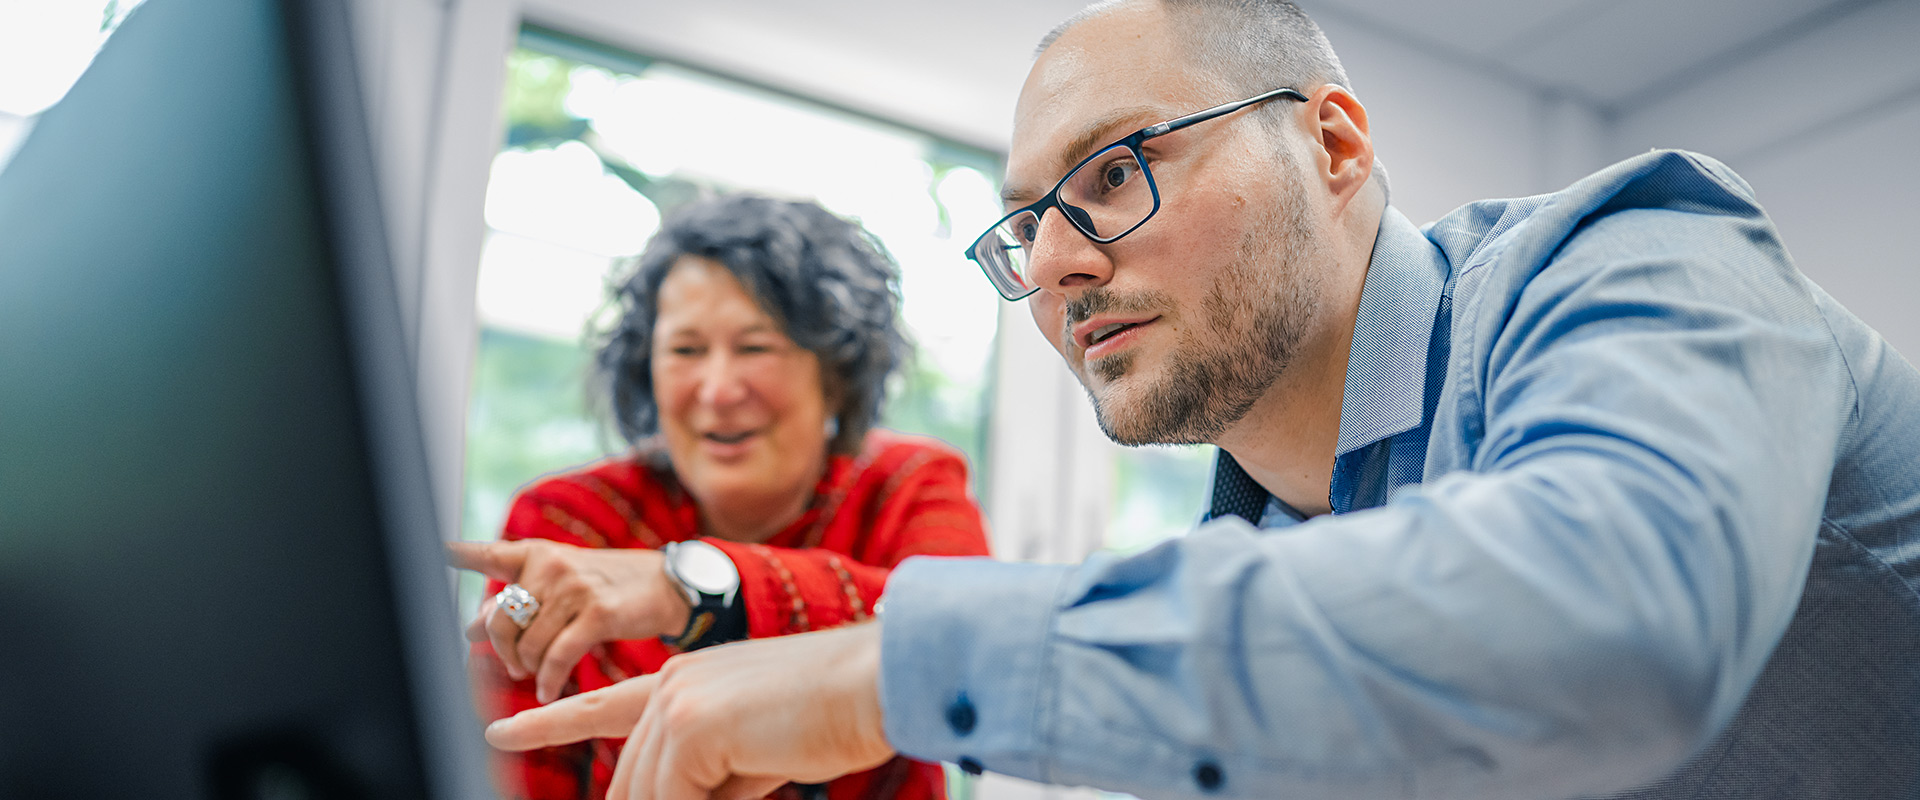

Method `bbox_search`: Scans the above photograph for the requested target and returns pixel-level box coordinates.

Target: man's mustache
[1063,287,1170,340]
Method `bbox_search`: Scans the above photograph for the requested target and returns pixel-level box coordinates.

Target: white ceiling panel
[1301,0,1873,111]
[1300,0,1600,55]
[1498,0,1863,107]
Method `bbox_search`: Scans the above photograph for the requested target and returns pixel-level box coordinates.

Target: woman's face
[651,256,833,527]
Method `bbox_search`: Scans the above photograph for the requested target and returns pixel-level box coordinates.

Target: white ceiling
[1303,0,1874,109]
[525,0,1895,154]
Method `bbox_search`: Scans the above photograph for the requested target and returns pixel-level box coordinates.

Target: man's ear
[1304,84,1373,212]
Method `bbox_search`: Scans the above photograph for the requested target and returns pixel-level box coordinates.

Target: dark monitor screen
[0,0,490,797]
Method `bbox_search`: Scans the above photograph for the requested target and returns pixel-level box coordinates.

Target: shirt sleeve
[879,188,1853,799]
[708,447,992,638]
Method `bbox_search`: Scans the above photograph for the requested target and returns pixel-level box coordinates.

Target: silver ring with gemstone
[495,583,540,629]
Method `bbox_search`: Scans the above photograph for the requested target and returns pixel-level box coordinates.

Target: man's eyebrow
[1001,106,1166,206]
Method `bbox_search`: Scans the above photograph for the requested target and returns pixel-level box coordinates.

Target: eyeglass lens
[970,143,1156,298]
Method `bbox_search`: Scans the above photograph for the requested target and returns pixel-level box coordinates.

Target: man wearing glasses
[486,1,1920,798]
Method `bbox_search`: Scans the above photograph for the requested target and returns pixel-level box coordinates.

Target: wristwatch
[661,539,743,650]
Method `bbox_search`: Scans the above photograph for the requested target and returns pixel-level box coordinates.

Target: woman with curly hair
[452,195,989,800]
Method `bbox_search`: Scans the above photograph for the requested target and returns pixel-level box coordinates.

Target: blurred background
[2,0,1914,794]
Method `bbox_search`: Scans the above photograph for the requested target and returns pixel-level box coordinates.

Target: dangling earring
[824,416,840,441]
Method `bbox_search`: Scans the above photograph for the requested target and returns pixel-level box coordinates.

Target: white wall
[1311,12,1612,223]
[1313,0,1920,378]
[1609,0,1920,362]
[1734,100,1920,363]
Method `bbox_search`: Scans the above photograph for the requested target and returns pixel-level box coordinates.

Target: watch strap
[662,540,746,651]
[667,597,746,651]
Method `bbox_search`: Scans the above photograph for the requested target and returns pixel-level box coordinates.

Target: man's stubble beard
[1079,178,1323,446]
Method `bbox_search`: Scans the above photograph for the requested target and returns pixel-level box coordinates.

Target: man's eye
[1102,160,1138,189]
[1020,221,1038,243]
[670,346,701,357]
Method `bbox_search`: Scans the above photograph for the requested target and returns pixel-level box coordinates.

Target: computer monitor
[0,0,492,797]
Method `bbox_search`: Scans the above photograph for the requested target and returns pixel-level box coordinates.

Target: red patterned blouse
[472,429,991,800]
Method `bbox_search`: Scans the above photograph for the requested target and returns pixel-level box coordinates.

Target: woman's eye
[669,345,701,357]
[1019,221,1038,243]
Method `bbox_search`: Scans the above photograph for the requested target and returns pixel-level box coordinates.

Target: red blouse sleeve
[705,439,991,639]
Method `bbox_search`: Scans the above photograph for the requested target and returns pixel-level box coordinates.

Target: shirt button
[958,757,983,776]
[1193,760,1224,793]
[946,694,977,736]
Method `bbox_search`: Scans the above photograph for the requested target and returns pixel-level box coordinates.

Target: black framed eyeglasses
[963,87,1308,300]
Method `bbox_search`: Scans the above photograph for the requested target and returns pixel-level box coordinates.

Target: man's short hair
[1038,0,1350,98]
[1037,0,1388,198]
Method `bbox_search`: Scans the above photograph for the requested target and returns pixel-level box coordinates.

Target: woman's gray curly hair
[595,195,909,456]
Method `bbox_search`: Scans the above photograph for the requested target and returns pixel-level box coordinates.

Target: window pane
[1107,444,1215,554]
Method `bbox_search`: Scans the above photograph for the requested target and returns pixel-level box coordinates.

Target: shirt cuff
[878,555,1074,783]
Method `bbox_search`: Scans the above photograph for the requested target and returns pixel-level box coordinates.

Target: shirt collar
[1334,206,1450,457]
[1207,206,1449,525]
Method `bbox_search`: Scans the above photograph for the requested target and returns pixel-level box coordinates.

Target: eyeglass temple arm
[1142,87,1309,138]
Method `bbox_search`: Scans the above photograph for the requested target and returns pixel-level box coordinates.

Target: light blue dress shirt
[879,151,1920,799]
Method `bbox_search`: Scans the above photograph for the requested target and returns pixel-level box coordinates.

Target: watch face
[675,541,738,595]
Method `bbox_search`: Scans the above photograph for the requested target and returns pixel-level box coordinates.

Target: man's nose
[1024,205,1115,296]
